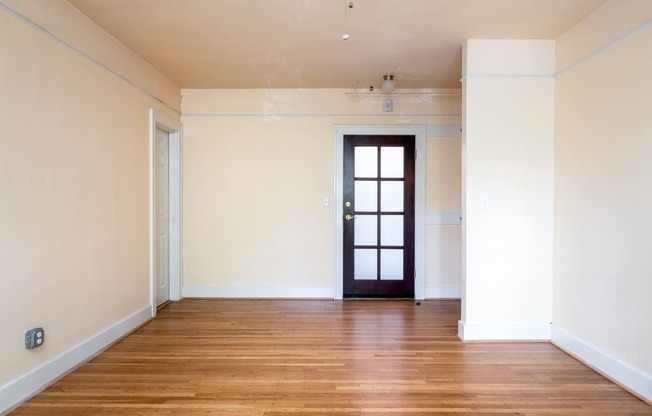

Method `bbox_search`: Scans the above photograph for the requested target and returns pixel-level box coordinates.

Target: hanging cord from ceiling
[342,1,354,40]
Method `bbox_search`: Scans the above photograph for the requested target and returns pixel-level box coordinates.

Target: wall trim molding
[426,124,462,137]
[461,74,554,81]
[183,285,334,299]
[556,16,652,78]
[0,2,179,115]
[551,326,652,404]
[461,17,652,82]
[425,287,461,299]
[458,321,551,341]
[0,307,151,415]
[181,113,462,118]
[184,286,463,300]
[426,211,462,225]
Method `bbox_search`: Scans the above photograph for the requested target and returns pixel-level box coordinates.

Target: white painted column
[460,40,555,341]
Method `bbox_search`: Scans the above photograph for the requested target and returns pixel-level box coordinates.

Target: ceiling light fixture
[381,74,395,93]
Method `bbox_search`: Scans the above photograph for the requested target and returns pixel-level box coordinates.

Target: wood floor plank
[10,299,652,415]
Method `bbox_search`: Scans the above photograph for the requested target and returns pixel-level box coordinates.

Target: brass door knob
[345,214,356,221]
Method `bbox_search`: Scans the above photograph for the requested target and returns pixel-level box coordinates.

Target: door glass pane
[354,181,377,212]
[354,215,377,246]
[380,147,404,178]
[381,215,403,246]
[355,249,377,280]
[380,181,403,212]
[380,249,403,280]
[355,147,378,178]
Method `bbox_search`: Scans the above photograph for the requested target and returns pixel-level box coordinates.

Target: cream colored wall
[554,1,652,375]
[181,89,462,295]
[0,0,179,390]
[461,40,555,338]
[425,138,462,294]
[182,116,335,288]
[2,0,179,109]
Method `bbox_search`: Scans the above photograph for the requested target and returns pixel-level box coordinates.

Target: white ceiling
[67,0,608,90]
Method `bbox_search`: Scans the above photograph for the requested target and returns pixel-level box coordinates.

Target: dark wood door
[343,135,415,298]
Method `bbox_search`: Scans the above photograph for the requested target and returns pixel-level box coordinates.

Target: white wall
[2,0,650,412]
[459,2,652,402]
[460,40,555,340]
[0,1,180,412]
[180,89,462,298]
[553,0,652,402]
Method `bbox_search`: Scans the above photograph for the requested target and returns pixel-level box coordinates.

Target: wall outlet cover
[25,327,45,349]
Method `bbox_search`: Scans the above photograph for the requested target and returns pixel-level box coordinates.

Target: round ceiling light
[382,75,395,93]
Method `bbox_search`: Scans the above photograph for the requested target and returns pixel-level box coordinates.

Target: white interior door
[156,128,170,306]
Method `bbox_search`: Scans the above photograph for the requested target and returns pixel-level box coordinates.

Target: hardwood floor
[11,299,652,415]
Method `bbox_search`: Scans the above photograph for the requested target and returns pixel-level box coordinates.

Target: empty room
[1,0,651,414]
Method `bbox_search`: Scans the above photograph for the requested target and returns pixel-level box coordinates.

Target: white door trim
[149,109,182,317]
[333,125,426,300]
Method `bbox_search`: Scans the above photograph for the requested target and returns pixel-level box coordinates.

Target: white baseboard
[458,320,551,341]
[551,326,652,404]
[183,285,334,299]
[0,306,151,415]
[425,287,461,299]
[184,285,460,300]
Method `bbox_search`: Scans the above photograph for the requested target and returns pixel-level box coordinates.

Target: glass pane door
[343,135,415,298]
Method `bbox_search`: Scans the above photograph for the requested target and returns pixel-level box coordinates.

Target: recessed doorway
[334,125,426,300]
[149,109,182,316]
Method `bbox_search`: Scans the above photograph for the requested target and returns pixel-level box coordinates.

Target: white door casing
[334,125,426,300]
[150,109,182,317]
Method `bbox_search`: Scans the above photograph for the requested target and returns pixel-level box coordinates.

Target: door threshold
[157,300,171,310]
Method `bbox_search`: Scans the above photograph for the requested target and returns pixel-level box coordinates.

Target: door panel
[156,128,170,306]
[343,135,415,298]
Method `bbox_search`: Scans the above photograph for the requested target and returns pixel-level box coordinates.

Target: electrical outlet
[25,327,45,349]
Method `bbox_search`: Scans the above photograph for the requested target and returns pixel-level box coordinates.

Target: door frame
[149,109,182,317]
[334,125,426,300]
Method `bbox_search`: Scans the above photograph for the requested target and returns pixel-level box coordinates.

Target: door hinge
[414,148,418,159]
[414,268,417,280]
